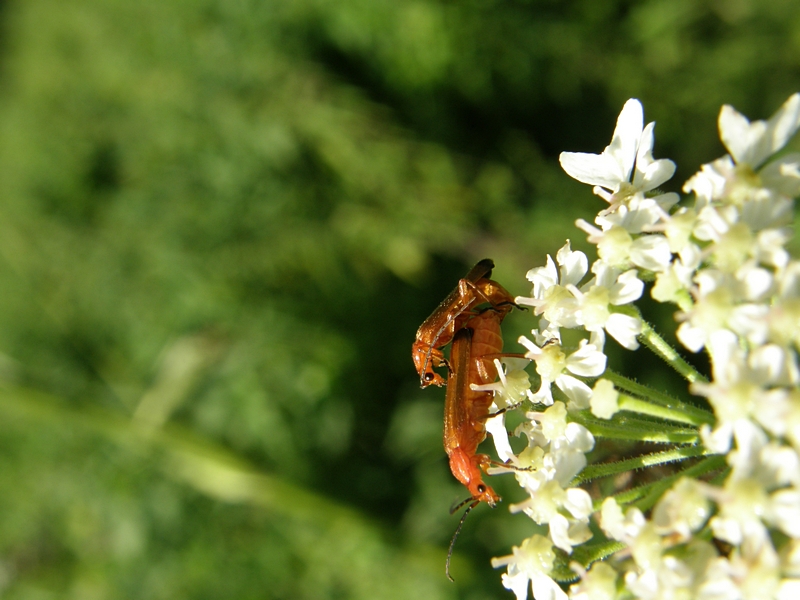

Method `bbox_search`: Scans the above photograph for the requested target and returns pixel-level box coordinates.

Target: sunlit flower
[719,93,800,170]
[652,478,711,541]
[494,91,800,600]
[589,378,619,419]
[519,336,606,406]
[492,535,568,600]
[569,261,644,349]
[560,99,677,213]
[568,561,618,600]
[516,241,588,330]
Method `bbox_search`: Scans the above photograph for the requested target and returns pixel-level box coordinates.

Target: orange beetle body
[413,259,516,388]
[443,307,509,507]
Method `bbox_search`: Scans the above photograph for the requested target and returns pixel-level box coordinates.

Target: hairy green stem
[574,446,708,485]
[573,412,699,444]
[592,454,727,511]
[638,319,707,384]
[617,393,708,426]
[603,370,715,425]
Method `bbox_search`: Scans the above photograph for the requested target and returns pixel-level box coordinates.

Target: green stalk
[573,446,708,485]
[617,393,709,427]
[638,319,707,384]
[551,540,626,582]
[572,412,699,444]
[592,454,727,511]
[603,370,715,425]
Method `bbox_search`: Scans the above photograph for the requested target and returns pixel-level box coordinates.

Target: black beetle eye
[477,484,486,493]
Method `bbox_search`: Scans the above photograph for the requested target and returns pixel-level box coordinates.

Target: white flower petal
[500,570,532,600]
[634,122,676,191]
[559,151,627,189]
[565,422,595,453]
[525,255,558,291]
[760,152,800,197]
[630,235,672,272]
[605,313,642,349]
[700,422,733,454]
[566,341,608,377]
[771,489,800,537]
[486,412,515,462]
[720,93,800,168]
[531,574,568,600]
[609,269,644,305]
[556,374,593,408]
[559,99,643,190]
[557,242,589,286]
[590,378,619,419]
[611,99,645,181]
[549,514,574,553]
[564,487,594,520]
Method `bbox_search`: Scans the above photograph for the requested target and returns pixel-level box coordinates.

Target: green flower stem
[604,370,715,425]
[616,393,707,426]
[638,319,707,384]
[569,540,627,572]
[551,539,627,582]
[632,454,727,512]
[572,412,699,444]
[573,446,708,486]
[592,454,727,512]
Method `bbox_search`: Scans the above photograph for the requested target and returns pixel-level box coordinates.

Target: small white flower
[576,219,672,272]
[719,93,800,169]
[595,195,666,232]
[683,155,733,207]
[568,561,618,600]
[473,358,533,409]
[492,535,568,600]
[600,497,645,541]
[652,478,711,541]
[676,275,735,352]
[550,514,592,554]
[517,241,587,330]
[684,93,800,228]
[560,99,676,213]
[701,529,782,600]
[694,331,794,450]
[663,208,699,254]
[651,250,699,306]
[569,261,644,350]
[589,378,619,419]
[519,336,606,406]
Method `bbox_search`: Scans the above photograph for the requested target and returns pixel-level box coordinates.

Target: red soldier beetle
[443,306,520,581]
[413,259,518,388]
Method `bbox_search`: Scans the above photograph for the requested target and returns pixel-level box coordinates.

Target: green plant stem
[572,412,699,444]
[570,540,627,572]
[573,446,709,485]
[616,393,706,426]
[638,319,707,384]
[551,539,627,582]
[598,454,727,512]
[604,370,715,425]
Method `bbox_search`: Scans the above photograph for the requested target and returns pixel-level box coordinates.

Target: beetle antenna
[449,494,475,515]
[446,500,479,582]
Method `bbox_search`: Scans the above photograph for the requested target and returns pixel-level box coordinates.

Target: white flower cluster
[487,93,800,600]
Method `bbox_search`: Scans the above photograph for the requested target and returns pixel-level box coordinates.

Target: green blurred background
[0,0,798,598]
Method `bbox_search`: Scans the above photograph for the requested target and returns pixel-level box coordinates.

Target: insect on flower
[412,259,519,388]
[443,306,522,581]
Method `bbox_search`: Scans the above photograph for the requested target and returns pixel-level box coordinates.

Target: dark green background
[0,1,797,598]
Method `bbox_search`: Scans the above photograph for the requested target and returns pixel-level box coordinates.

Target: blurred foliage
[0,0,798,598]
